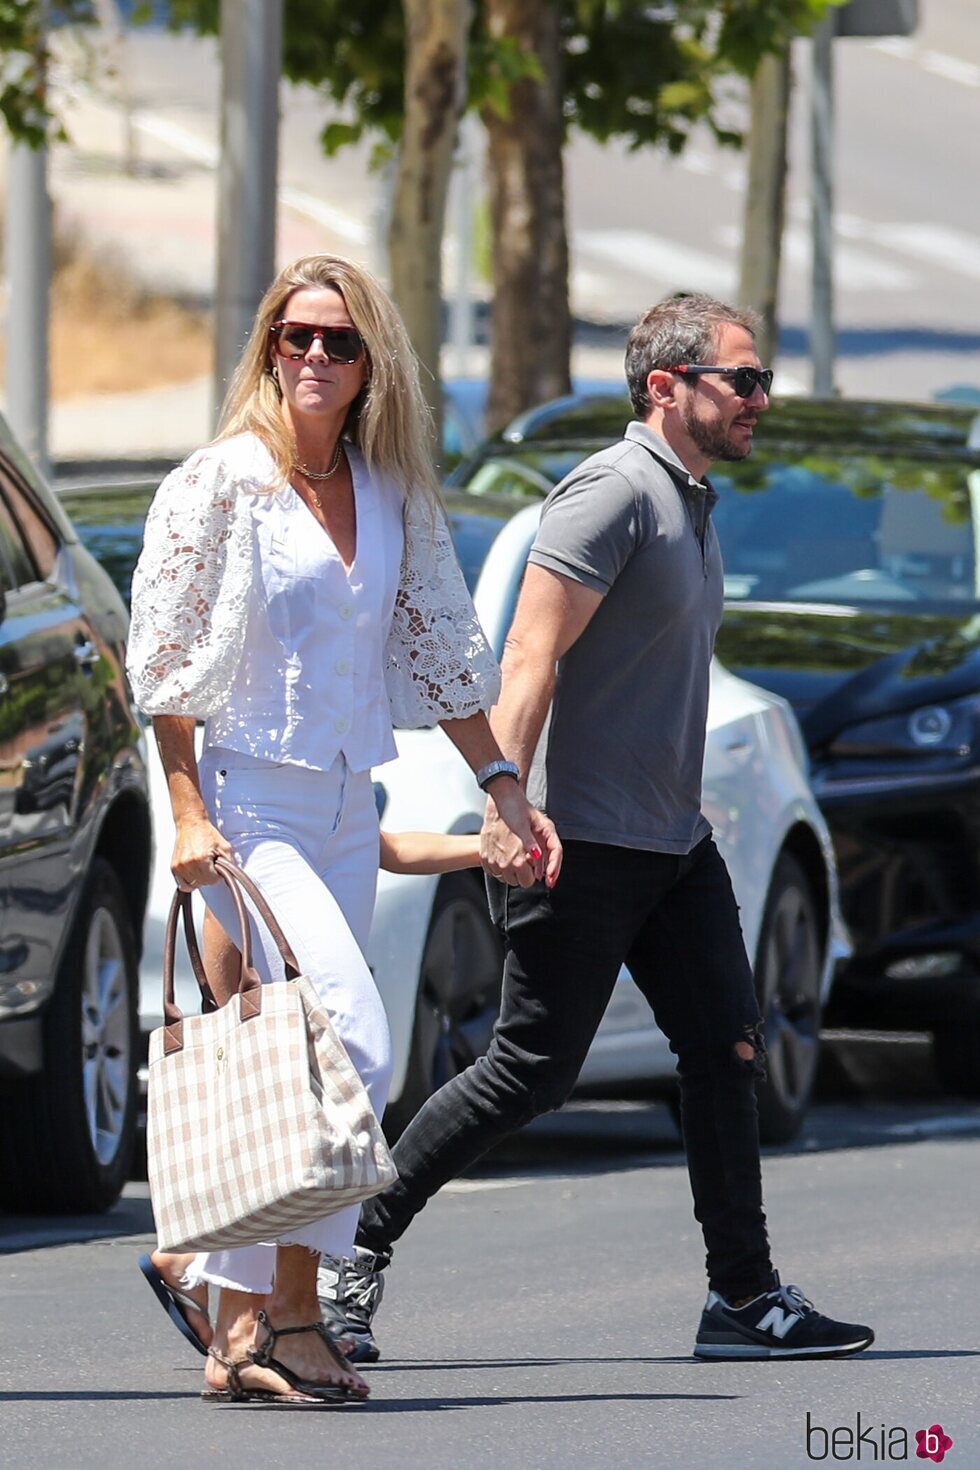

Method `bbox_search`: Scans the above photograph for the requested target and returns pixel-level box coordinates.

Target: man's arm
[480,563,604,881]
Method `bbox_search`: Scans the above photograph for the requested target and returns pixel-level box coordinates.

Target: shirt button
[335,658,351,676]
[335,717,349,734]
[339,604,353,620]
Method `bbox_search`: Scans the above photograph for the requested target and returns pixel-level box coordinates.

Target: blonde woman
[127,254,560,1405]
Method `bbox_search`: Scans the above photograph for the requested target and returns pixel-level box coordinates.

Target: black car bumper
[816,765,980,1028]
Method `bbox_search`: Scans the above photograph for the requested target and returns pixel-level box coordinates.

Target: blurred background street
[1,0,977,459]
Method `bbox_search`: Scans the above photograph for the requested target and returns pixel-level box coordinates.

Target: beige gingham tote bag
[146,857,396,1253]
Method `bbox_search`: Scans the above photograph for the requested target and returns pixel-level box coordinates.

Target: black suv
[448,392,980,1094]
[0,417,151,1215]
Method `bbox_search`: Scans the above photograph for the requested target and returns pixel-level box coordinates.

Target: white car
[141,501,848,1145]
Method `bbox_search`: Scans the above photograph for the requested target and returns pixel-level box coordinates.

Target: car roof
[482,393,980,466]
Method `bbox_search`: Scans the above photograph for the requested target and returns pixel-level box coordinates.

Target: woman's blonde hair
[217,254,441,510]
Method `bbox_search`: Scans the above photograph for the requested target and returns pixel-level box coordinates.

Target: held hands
[480,779,562,889]
[171,814,233,892]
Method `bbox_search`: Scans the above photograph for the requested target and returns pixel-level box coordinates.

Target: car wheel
[932,1017,980,1097]
[383,871,503,1142]
[0,858,139,1214]
[754,852,823,1145]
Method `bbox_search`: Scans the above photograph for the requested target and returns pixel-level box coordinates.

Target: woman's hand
[480,780,562,889]
[171,814,233,892]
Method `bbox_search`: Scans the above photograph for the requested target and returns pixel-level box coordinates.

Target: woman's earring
[266,364,282,399]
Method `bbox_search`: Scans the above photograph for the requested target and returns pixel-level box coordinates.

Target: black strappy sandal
[246,1311,369,1403]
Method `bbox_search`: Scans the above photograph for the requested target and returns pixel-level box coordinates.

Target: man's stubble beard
[681,400,751,463]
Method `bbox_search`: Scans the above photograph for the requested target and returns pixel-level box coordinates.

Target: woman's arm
[379,829,481,875]
[153,714,232,890]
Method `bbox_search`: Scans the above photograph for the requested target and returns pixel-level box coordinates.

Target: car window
[463,461,554,499]
[712,458,980,610]
[0,476,41,589]
[0,462,60,582]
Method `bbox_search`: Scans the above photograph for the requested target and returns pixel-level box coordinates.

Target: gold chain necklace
[294,440,344,482]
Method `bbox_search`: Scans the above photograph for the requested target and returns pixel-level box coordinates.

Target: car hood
[716,603,980,749]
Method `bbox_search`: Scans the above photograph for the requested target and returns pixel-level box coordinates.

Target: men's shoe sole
[693,1331,874,1360]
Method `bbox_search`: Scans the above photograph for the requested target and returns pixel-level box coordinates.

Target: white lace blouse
[126,432,501,728]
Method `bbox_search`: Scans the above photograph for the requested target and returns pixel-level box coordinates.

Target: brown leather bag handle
[213,856,301,979]
[162,864,261,1055]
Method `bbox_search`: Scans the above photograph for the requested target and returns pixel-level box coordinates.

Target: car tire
[0,858,139,1214]
[753,852,824,1145]
[383,871,503,1143]
[932,1017,980,1097]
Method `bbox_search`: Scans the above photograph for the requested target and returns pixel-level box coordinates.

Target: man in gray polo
[333,294,874,1362]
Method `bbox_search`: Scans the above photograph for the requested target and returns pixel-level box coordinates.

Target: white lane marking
[130,109,369,244]
[870,38,980,88]
[922,50,980,89]
[443,1177,555,1194]
[715,220,914,292]
[872,223,980,281]
[886,1115,980,1138]
[576,229,734,295]
[278,184,370,244]
[132,110,219,168]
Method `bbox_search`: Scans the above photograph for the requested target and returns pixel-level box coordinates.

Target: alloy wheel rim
[761,883,820,1110]
[80,906,130,1166]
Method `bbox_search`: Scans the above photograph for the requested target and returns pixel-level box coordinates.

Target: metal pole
[4,0,51,479]
[810,13,835,396]
[212,0,283,429]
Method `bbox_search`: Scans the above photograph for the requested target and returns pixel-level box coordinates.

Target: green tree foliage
[0,0,95,144]
[166,0,841,159]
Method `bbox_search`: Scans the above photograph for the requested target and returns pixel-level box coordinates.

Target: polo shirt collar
[624,420,718,508]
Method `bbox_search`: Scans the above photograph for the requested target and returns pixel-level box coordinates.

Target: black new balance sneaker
[317,1247,391,1365]
[693,1272,874,1360]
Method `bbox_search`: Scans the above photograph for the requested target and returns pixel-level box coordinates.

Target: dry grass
[0,230,212,400]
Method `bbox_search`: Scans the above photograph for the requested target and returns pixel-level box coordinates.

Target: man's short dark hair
[625,294,760,418]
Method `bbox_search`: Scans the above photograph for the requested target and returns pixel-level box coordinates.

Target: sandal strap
[170,1284,211,1325]
[250,1312,353,1390]
[207,1345,249,1399]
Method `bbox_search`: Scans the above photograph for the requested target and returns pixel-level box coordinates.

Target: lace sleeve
[126,447,256,717]
[384,497,501,728]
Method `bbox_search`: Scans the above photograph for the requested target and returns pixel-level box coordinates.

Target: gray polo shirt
[525,421,723,854]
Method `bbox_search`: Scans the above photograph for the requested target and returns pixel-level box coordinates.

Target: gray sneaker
[317,1246,390,1364]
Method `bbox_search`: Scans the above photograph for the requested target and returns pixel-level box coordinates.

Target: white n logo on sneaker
[755,1306,799,1339]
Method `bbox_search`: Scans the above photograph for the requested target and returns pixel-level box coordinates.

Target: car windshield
[58,482,511,607]
[711,457,980,611]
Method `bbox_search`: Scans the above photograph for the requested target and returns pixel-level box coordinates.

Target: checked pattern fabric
[146,863,396,1254]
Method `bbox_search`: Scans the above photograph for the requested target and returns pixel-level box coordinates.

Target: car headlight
[829,697,976,760]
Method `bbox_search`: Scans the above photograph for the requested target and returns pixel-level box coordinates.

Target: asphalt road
[4,1042,979,1470]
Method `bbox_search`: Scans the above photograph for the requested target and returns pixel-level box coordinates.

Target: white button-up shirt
[205,447,405,772]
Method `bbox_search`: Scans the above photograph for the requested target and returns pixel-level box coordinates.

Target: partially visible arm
[153,714,232,890]
[379,830,481,875]
[438,710,562,888]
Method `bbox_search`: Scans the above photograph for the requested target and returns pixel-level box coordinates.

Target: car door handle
[725,736,751,752]
[74,640,100,668]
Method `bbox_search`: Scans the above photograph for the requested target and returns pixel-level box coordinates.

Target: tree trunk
[737,46,792,367]
[389,0,471,452]
[482,0,571,435]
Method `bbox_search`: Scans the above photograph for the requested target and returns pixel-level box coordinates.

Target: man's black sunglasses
[270,320,365,364]
[671,364,774,398]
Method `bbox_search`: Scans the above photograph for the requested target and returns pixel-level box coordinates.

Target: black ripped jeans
[358,834,773,1300]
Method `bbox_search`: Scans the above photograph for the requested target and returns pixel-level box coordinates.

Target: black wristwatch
[476,759,520,792]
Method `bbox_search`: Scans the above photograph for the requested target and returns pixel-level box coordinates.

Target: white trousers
[186,747,393,1296]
